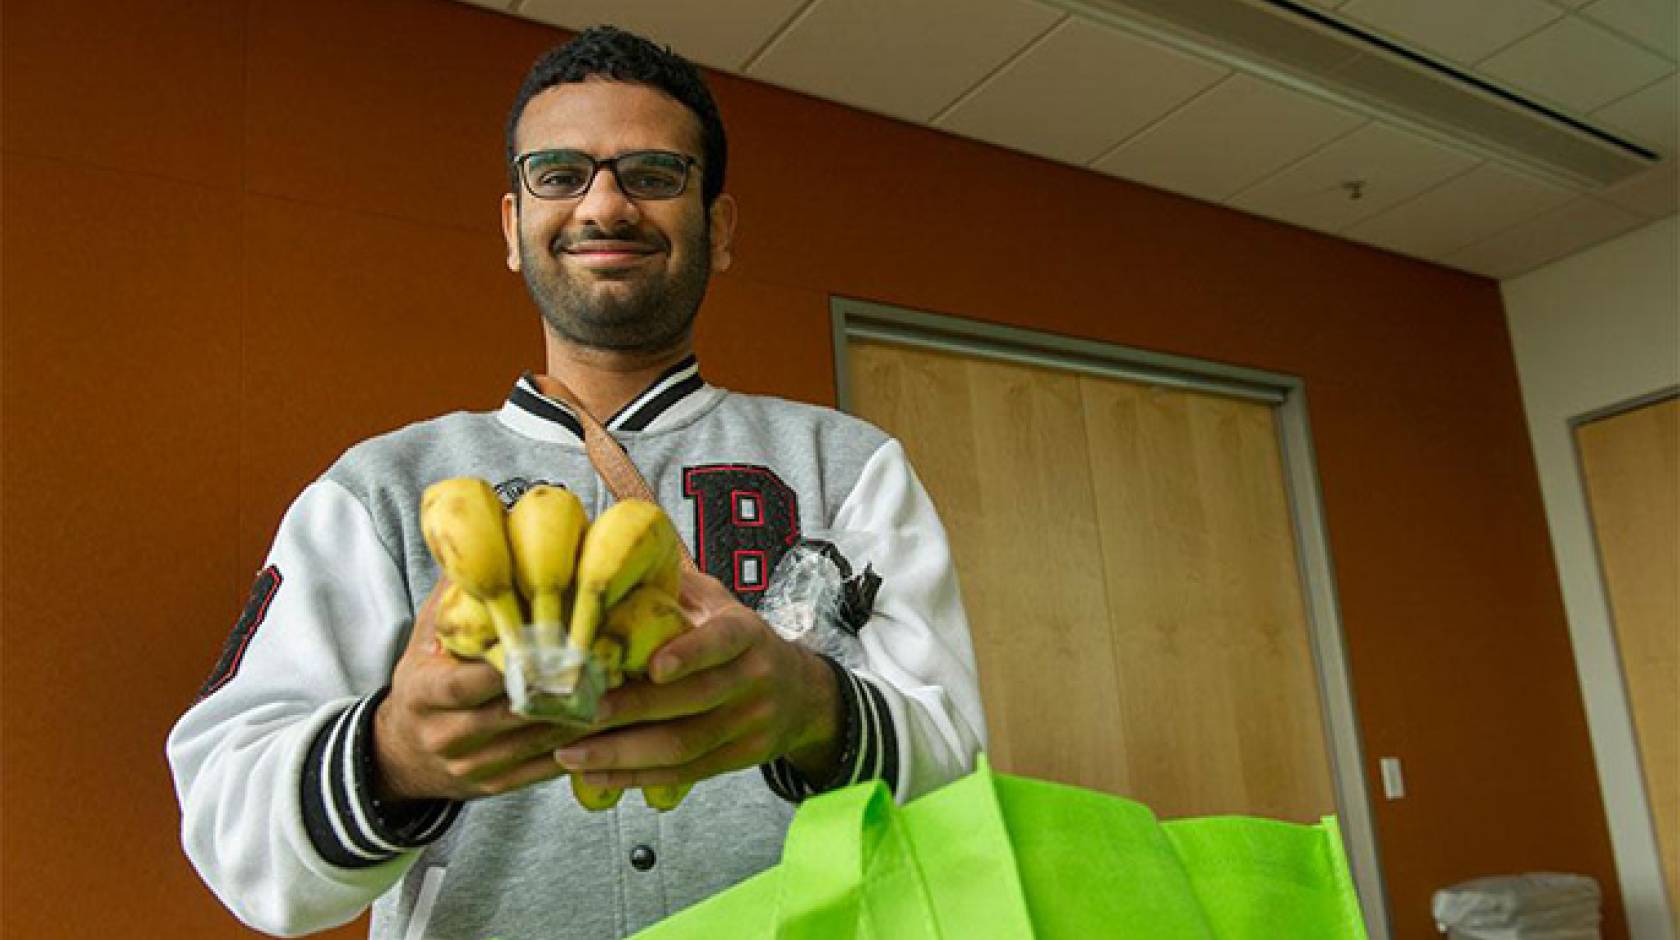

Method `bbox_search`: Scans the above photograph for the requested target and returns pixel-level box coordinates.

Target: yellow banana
[434,582,501,666]
[574,583,695,813]
[605,584,689,675]
[566,499,680,653]
[571,776,625,811]
[419,478,527,656]
[562,498,695,813]
[642,782,693,812]
[573,630,628,811]
[506,485,588,648]
[592,636,625,690]
[614,585,694,812]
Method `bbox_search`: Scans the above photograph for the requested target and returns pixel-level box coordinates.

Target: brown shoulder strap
[536,373,699,574]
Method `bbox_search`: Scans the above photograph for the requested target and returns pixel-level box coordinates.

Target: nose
[572,165,641,231]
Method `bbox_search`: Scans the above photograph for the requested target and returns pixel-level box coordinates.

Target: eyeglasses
[514,149,699,201]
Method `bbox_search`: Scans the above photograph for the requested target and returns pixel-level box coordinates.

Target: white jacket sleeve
[762,439,987,804]
[165,479,457,936]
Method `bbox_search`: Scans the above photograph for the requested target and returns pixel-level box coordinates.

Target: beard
[519,221,711,354]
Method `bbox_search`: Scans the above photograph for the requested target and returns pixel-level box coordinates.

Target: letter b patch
[682,465,800,604]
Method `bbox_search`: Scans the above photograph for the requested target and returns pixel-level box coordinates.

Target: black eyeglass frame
[513,149,701,201]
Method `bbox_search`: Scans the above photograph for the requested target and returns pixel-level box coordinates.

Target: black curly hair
[505,26,727,208]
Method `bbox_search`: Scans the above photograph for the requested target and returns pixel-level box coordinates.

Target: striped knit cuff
[761,655,899,803]
[301,688,461,869]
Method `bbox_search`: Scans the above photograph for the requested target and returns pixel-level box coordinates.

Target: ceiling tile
[1339,0,1563,66]
[1593,72,1680,153]
[517,0,808,71]
[1598,160,1680,214]
[746,0,1063,123]
[1090,74,1364,203]
[1228,122,1480,231]
[1478,16,1673,112]
[1551,0,1595,7]
[1446,195,1648,277]
[933,18,1228,166]
[1344,161,1577,258]
[1580,0,1679,59]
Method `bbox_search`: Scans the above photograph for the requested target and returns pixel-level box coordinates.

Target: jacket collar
[497,354,710,444]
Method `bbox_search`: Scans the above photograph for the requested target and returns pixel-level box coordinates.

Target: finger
[646,613,755,684]
[575,729,774,791]
[451,721,583,781]
[435,695,550,757]
[596,661,742,727]
[414,656,509,710]
[465,749,573,799]
[556,698,768,775]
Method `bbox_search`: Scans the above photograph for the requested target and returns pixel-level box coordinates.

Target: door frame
[832,296,1393,940]
[1568,385,1680,935]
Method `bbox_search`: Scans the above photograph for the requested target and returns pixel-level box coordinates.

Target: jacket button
[629,844,657,871]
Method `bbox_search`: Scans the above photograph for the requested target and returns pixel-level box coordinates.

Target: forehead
[515,79,703,157]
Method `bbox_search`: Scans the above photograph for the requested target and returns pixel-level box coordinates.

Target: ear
[499,192,521,272]
[707,193,738,274]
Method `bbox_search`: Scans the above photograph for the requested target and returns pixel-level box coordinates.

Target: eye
[628,169,680,190]
[523,152,594,194]
[538,167,588,190]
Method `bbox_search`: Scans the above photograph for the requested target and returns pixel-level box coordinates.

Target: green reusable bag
[634,756,1368,940]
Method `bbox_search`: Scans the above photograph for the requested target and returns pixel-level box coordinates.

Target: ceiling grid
[462,0,1677,278]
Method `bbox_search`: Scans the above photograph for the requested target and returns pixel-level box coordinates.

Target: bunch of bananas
[418,477,692,812]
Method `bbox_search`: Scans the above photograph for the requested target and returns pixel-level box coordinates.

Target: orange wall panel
[2,0,245,187]
[2,155,249,935]
[1,0,1625,938]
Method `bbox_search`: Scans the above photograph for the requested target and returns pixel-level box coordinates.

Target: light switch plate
[1380,757,1405,800]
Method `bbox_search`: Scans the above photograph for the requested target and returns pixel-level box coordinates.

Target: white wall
[1503,214,1679,940]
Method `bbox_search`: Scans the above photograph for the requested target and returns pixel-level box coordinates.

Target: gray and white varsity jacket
[166,357,987,940]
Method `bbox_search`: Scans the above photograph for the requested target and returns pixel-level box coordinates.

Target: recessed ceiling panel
[517,0,810,71]
[746,0,1064,123]
[1581,0,1679,60]
[1478,15,1674,113]
[1598,161,1680,215]
[1446,196,1648,277]
[1338,0,1563,67]
[934,17,1228,166]
[1344,161,1575,258]
[1091,73,1364,202]
[1593,73,1680,154]
[1227,121,1480,232]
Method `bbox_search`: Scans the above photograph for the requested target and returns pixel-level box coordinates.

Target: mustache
[551,225,669,254]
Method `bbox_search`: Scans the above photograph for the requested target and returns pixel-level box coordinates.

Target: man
[167,25,985,940]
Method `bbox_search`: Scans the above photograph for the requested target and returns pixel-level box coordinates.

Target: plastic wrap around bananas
[419,478,694,812]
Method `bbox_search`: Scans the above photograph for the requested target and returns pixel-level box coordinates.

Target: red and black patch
[683,465,800,603]
[199,565,283,699]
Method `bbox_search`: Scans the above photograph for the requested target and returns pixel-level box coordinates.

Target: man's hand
[373,579,587,803]
[553,569,842,791]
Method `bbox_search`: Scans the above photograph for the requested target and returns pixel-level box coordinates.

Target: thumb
[677,567,735,621]
[408,576,451,654]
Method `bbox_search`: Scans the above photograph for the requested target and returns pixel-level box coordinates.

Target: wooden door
[1576,395,1679,932]
[848,339,1337,822]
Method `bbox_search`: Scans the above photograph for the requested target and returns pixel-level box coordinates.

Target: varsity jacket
[166,357,987,939]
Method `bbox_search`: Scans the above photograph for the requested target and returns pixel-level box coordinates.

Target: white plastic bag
[756,536,880,669]
[1432,873,1601,939]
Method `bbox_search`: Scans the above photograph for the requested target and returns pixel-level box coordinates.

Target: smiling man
[167,25,985,940]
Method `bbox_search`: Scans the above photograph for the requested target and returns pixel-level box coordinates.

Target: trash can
[1432,873,1602,939]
